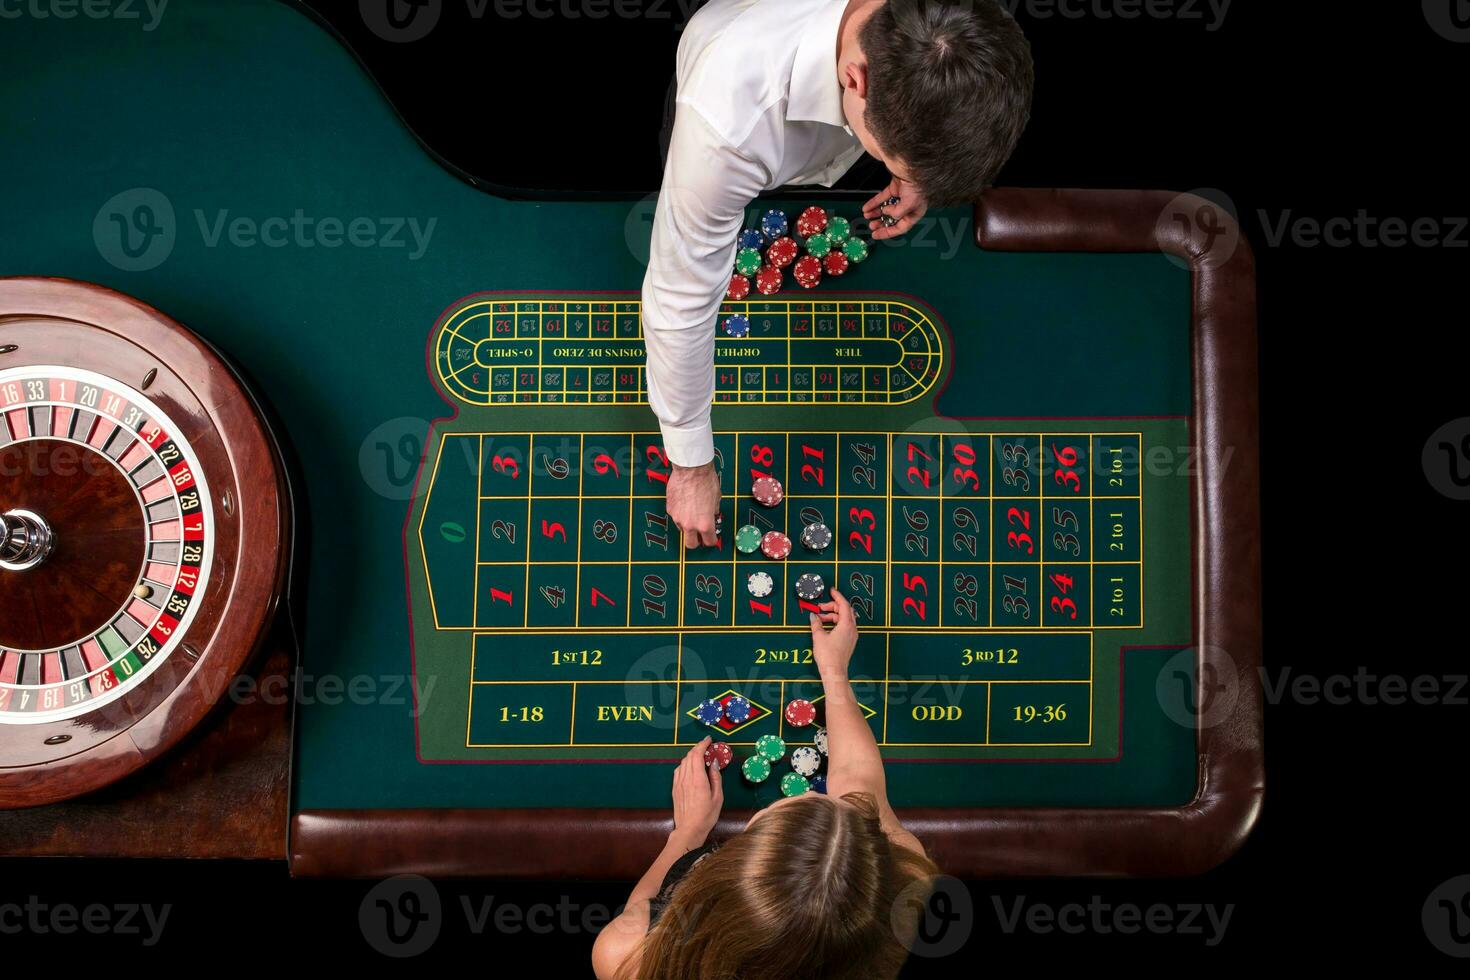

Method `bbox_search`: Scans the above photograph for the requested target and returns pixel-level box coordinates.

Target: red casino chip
[784,699,817,728]
[760,531,792,559]
[751,476,784,506]
[823,252,849,277]
[705,741,734,770]
[793,255,822,289]
[766,237,799,268]
[727,273,751,300]
[755,265,783,295]
[795,206,828,238]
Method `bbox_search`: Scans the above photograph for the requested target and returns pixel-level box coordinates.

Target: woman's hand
[809,587,859,677]
[670,736,723,850]
[862,178,928,241]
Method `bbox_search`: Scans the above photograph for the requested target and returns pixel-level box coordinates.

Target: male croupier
[644,0,1033,546]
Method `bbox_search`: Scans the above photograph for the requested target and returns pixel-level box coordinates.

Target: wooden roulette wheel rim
[0,277,288,807]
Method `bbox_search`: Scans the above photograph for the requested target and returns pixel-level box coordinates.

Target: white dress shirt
[641,0,864,466]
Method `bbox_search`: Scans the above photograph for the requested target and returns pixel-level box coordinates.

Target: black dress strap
[648,843,720,931]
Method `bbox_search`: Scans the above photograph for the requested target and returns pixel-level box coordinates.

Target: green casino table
[0,0,1262,877]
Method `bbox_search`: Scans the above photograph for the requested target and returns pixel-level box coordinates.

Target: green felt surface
[0,0,1199,812]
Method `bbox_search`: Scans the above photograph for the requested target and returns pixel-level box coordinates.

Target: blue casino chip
[724,695,753,724]
[760,208,788,238]
[810,774,828,794]
[724,314,751,338]
[695,698,725,726]
[737,228,767,251]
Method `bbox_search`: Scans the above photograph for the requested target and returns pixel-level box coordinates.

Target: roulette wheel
[0,278,289,808]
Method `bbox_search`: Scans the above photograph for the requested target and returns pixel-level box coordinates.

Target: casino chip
[695,698,725,726]
[738,228,767,251]
[735,524,764,553]
[724,314,751,338]
[705,741,734,770]
[823,252,849,277]
[826,215,851,242]
[804,232,832,258]
[766,236,799,268]
[755,265,783,295]
[813,727,829,756]
[790,746,821,776]
[760,531,792,560]
[727,273,751,301]
[810,774,828,794]
[746,571,774,598]
[842,237,869,263]
[742,755,772,783]
[795,205,828,238]
[800,522,832,551]
[794,573,826,602]
[755,734,786,762]
[784,698,817,728]
[735,247,763,276]
[780,772,810,797]
[792,255,822,289]
[751,476,784,506]
[724,695,753,724]
[761,209,788,238]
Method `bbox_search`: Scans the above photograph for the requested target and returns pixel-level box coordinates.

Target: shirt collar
[787,0,849,129]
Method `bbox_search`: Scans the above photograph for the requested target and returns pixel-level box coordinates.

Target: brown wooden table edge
[289,187,1264,879]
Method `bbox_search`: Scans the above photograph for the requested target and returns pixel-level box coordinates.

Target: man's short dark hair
[860,0,1034,205]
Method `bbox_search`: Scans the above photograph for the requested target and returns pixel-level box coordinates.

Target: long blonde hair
[621,792,939,979]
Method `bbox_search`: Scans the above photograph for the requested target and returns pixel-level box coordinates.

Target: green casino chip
[826,215,851,242]
[804,232,832,258]
[842,237,869,263]
[755,734,786,762]
[780,772,810,797]
[735,524,764,554]
[735,247,763,276]
[742,755,772,783]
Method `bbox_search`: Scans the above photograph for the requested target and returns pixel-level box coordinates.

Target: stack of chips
[800,522,832,551]
[727,203,872,298]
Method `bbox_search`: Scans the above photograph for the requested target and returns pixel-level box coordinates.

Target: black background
[3,0,1465,970]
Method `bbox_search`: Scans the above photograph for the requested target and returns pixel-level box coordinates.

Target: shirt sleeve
[641,104,771,467]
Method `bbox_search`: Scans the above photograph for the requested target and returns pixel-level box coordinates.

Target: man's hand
[666,460,722,548]
[809,587,859,677]
[671,736,723,850]
[862,177,928,241]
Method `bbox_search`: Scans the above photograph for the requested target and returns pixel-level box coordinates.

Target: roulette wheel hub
[0,508,55,571]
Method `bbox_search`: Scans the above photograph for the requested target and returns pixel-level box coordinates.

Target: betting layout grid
[427,429,1141,750]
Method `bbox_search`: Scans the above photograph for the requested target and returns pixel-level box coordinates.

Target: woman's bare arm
[591,738,724,978]
[811,590,925,854]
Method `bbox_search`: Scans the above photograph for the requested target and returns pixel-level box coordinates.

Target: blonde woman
[592,589,938,979]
